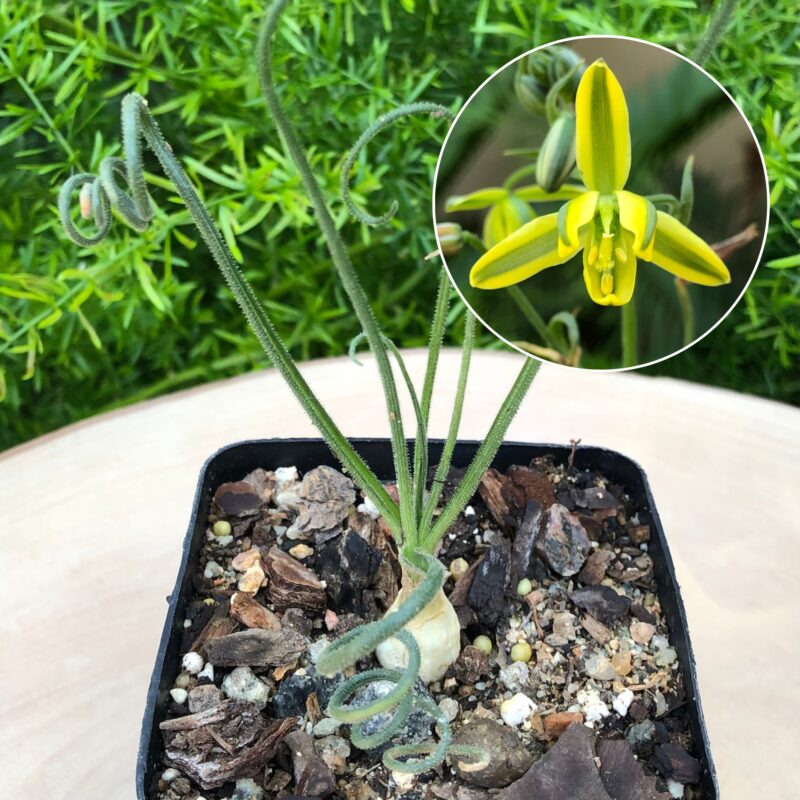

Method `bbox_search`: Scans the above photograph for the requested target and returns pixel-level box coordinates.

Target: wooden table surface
[1,350,798,799]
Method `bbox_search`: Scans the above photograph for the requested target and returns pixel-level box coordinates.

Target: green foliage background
[1,0,798,450]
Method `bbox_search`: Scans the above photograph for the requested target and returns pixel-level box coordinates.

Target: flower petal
[582,229,637,306]
[514,183,586,202]
[446,187,509,212]
[575,60,631,193]
[482,195,534,248]
[616,190,656,259]
[557,190,598,256]
[649,211,731,285]
[470,213,574,290]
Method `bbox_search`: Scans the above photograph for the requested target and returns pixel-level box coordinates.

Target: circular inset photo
[433,37,768,370]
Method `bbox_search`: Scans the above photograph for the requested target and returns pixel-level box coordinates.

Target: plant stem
[425,357,540,548]
[506,285,561,351]
[256,0,415,540]
[692,0,738,66]
[621,300,638,367]
[411,271,451,534]
[674,278,695,346]
[418,309,476,543]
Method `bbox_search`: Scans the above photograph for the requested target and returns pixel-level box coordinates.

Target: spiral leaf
[341,102,453,227]
[318,553,486,773]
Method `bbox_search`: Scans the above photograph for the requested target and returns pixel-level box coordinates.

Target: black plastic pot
[136,438,718,799]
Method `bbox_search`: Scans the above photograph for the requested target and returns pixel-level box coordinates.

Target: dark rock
[272,667,344,718]
[282,607,313,637]
[316,530,383,615]
[631,602,658,625]
[536,504,591,577]
[626,719,656,751]
[571,487,619,511]
[450,645,491,684]
[628,699,649,723]
[285,730,337,798]
[214,481,263,517]
[468,540,510,627]
[570,586,631,625]
[628,524,651,544]
[264,546,327,613]
[205,628,308,667]
[478,468,514,527]
[497,723,612,800]
[597,739,670,799]
[510,501,543,587]
[578,549,615,585]
[451,719,536,788]
[653,743,701,784]
[349,679,434,754]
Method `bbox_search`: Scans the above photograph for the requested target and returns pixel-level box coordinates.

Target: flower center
[586,196,626,298]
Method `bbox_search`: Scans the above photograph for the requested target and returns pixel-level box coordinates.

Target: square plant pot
[136,438,718,799]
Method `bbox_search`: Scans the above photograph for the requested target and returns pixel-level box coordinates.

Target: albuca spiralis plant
[57,0,538,775]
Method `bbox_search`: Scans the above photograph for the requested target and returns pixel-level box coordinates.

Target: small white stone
[313,717,341,737]
[308,638,330,664]
[464,505,475,517]
[169,688,187,705]
[667,779,685,798]
[231,777,264,800]
[198,662,215,682]
[222,666,269,710]
[651,634,670,651]
[576,688,610,725]
[612,689,634,717]
[182,652,204,675]
[275,466,299,486]
[357,495,380,518]
[392,771,416,791]
[204,560,224,579]
[438,697,460,722]
[161,768,180,782]
[289,543,314,559]
[499,661,530,692]
[273,525,287,536]
[183,618,191,629]
[500,692,537,726]
[216,535,233,546]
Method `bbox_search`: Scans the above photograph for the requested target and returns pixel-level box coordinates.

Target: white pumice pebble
[612,689,634,717]
[438,697,460,722]
[204,560,224,579]
[357,495,380,518]
[216,535,233,546]
[169,688,187,704]
[182,652,204,675]
[198,662,215,682]
[668,779,685,798]
[161,768,180,782]
[392,771,416,791]
[464,505,475,517]
[500,692,537,726]
[576,688,610,725]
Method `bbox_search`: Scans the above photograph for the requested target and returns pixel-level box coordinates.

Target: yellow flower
[470,60,731,306]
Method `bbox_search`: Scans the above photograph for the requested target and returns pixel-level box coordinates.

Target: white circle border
[431,34,771,374]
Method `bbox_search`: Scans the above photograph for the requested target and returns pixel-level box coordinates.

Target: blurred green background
[436,37,768,368]
[1,0,798,450]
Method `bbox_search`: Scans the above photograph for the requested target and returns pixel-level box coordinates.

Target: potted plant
[58,1,718,798]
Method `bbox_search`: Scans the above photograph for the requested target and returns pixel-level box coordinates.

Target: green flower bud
[482,194,534,248]
[515,72,548,115]
[535,113,576,193]
[436,222,464,255]
[548,46,585,90]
